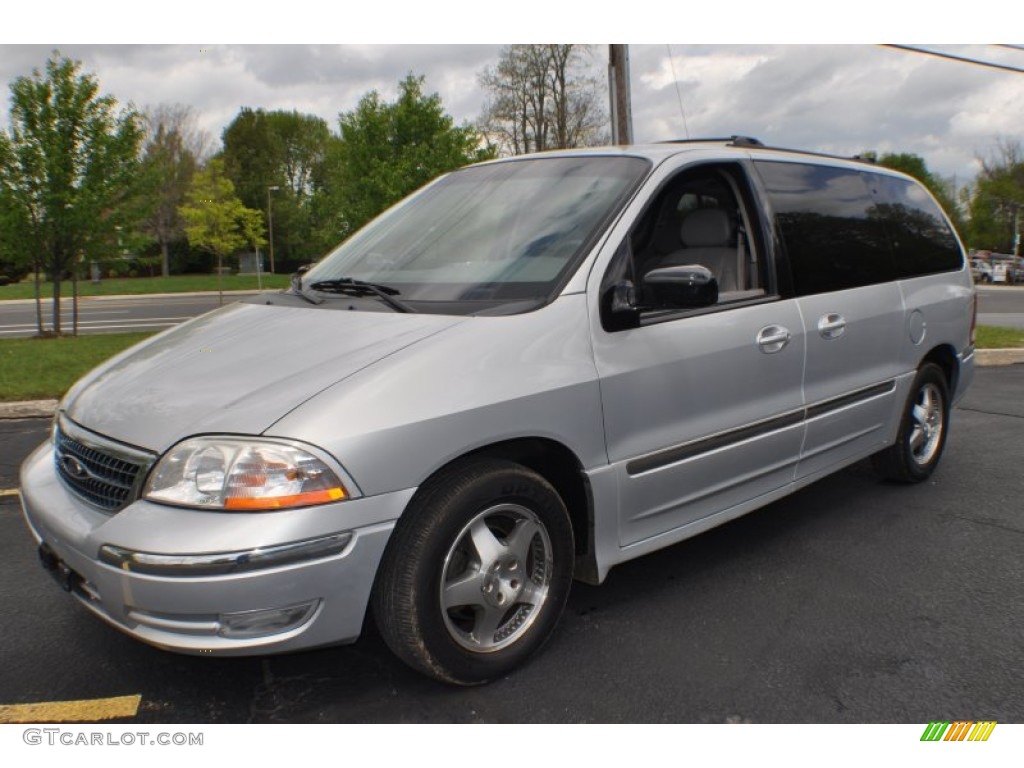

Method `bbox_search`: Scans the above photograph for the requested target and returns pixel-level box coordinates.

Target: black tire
[371,458,574,685]
[872,363,950,483]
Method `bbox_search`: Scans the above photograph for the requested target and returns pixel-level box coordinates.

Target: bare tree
[145,103,211,161]
[141,104,210,276]
[479,45,607,156]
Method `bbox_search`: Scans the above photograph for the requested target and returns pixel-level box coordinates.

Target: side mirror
[290,263,313,289]
[644,265,718,309]
[601,279,640,331]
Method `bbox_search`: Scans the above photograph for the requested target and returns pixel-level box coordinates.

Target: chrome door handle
[756,325,792,354]
[818,313,847,340]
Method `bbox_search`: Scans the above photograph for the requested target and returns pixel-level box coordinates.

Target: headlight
[143,437,349,511]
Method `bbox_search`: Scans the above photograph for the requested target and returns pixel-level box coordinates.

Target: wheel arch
[405,437,599,585]
[919,343,959,395]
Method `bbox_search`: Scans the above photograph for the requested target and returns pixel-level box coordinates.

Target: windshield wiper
[308,278,416,313]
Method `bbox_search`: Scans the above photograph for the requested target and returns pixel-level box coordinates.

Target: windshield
[302,156,649,314]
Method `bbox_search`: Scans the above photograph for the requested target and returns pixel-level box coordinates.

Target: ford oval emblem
[61,454,91,480]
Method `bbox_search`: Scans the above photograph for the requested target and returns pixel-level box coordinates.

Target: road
[0,367,1021,723]
[0,284,1023,338]
[0,292,269,337]
[977,284,1024,329]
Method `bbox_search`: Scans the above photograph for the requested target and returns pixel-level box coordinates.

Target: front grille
[54,420,151,512]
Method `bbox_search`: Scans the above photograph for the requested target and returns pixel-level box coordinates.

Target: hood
[63,301,463,451]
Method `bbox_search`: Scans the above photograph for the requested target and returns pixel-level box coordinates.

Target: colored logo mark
[920,721,997,742]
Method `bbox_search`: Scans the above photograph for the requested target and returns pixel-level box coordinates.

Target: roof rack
[659,136,765,147]
[850,152,878,164]
[658,136,885,167]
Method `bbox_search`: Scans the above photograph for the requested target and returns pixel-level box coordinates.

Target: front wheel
[872,363,950,483]
[372,458,574,684]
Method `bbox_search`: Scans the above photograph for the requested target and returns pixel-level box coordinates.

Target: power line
[881,44,1024,74]
[665,45,690,139]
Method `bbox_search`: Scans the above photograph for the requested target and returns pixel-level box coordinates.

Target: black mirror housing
[644,265,718,309]
[601,279,640,331]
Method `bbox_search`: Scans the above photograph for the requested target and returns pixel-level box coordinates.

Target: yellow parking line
[0,694,141,723]
[0,489,21,498]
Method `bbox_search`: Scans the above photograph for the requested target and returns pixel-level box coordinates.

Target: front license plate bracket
[39,542,83,593]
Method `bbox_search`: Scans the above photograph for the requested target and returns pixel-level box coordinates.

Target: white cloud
[1,42,1022,186]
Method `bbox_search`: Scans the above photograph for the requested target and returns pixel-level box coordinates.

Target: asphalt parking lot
[0,366,1021,723]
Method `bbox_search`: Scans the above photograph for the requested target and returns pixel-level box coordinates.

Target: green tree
[0,156,34,282]
[964,140,1024,253]
[220,109,331,271]
[179,158,265,276]
[0,52,144,334]
[479,45,607,156]
[316,74,494,247]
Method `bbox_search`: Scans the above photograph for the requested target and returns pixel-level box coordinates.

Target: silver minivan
[20,138,976,684]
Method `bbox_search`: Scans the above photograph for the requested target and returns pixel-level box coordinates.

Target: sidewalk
[2,349,1021,420]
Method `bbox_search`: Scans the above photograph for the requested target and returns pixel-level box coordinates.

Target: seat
[648,207,738,293]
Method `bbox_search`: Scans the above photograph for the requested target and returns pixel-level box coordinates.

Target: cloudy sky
[2,6,1022,188]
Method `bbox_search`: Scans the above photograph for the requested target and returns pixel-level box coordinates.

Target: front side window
[303,156,649,315]
[756,161,895,295]
[636,165,765,295]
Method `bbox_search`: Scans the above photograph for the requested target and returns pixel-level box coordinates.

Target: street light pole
[267,185,280,274]
[1014,204,1021,258]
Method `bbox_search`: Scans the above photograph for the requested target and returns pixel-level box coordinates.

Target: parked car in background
[987,254,1024,284]
[1007,257,1024,284]
[992,260,1008,283]
[971,258,993,283]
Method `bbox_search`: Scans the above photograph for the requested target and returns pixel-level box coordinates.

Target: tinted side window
[871,174,963,277]
[756,161,894,295]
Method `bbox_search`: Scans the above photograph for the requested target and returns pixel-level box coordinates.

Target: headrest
[680,208,732,248]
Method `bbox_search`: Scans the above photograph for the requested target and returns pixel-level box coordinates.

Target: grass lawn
[0,273,291,301]
[0,332,155,401]
[975,325,1024,349]
[1,324,1022,403]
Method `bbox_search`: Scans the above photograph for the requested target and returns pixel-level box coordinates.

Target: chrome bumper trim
[98,531,353,576]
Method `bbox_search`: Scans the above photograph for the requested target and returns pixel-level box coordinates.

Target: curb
[975,348,1024,366]
[0,400,58,420]
[1,350,1021,421]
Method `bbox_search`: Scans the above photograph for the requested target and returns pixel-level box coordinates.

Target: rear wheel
[872,363,950,483]
[372,458,574,684]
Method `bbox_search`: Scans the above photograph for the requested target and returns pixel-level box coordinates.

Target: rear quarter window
[870,174,964,277]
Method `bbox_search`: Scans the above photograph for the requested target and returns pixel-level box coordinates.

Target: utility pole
[608,45,633,145]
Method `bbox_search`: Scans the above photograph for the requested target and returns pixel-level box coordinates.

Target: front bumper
[19,441,414,655]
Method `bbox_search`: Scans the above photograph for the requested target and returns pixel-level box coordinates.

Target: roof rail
[851,152,878,164]
[728,135,765,148]
[658,136,881,166]
[659,136,765,147]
